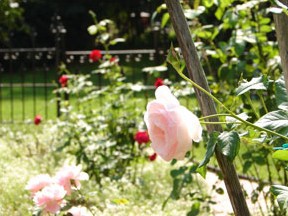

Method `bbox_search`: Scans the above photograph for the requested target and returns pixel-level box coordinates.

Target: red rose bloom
[59,75,68,87]
[154,78,164,88]
[149,153,157,161]
[34,115,42,125]
[134,131,150,144]
[89,50,102,62]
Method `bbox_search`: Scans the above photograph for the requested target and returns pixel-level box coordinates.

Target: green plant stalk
[178,71,288,140]
[245,94,260,119]
[258,92,269,113]
[200,121,241,125]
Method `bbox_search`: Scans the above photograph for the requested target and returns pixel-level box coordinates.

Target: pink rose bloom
[54,165,89,195]
[25,174,53,195]
[68,206,89,216]
[33,184,66,214]
[144,85,202,161]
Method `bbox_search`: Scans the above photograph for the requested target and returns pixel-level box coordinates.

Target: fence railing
[0,48,167,123]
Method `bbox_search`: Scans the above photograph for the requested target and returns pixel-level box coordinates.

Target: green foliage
[271,185,288,210]
[255,110,288,136]
[217,131,240,161]
[235,76,268,96]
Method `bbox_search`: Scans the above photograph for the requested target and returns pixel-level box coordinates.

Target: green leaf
[271,185,288,209]
[275,76,288,109]
[109,38,125,46]
[166,44,185,74]
[235,76,268,95]
[161,12,170,28]
[198,132,219,168]
[217,131,240,161]
[254,110,288,136]
[272,150,288,161]
[187,202,201,216]
[184,6,205,19]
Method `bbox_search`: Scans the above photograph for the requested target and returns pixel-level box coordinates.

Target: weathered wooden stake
[164,1,250,215]
[273,0,288,92]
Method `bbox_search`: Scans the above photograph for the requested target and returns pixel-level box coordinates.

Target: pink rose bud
[89,49,102,62]
[154,78,164,88]
[34,115,42,125]
[59,75,68,87]
[144,85,202,161]
[134,131,150,144]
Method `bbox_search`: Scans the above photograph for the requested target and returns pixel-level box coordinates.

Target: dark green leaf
[271,185,288,209]
[217,131,240,161]
[236,76,267,95]
[187,202,201,216]
[198,132,219,168]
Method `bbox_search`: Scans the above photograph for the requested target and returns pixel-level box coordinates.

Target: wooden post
[273,0,288,92]
[164,1,250,215]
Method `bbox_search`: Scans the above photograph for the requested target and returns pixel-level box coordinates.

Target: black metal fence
[0,48,167,123]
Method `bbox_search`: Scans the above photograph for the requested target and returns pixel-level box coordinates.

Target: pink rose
[144,85,202,161]
[33,184,66,214]
[26,174,53,195]
[54,165,89,195]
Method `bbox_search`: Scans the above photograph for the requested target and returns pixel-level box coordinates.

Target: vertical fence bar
[9,51,14,123]
[0,65,2,123]
[21,66,26,121]
[44,64,48,119]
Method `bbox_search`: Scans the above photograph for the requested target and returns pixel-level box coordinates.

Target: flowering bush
[26,164,91,215]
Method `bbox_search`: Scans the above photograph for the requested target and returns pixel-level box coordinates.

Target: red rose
[34,115,42,125]
[154,78,164,88]
[89,50,102,62]
[149,153,157,161]
[134,131,150,144]
[59,75,68,87]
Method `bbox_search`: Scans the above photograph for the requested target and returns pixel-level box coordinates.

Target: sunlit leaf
[271,185,288,209]
[272,150,288,161]
[161,12,170,28]
[255,110,288,136]
[236,76,268,96]
[275,76,288,109]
